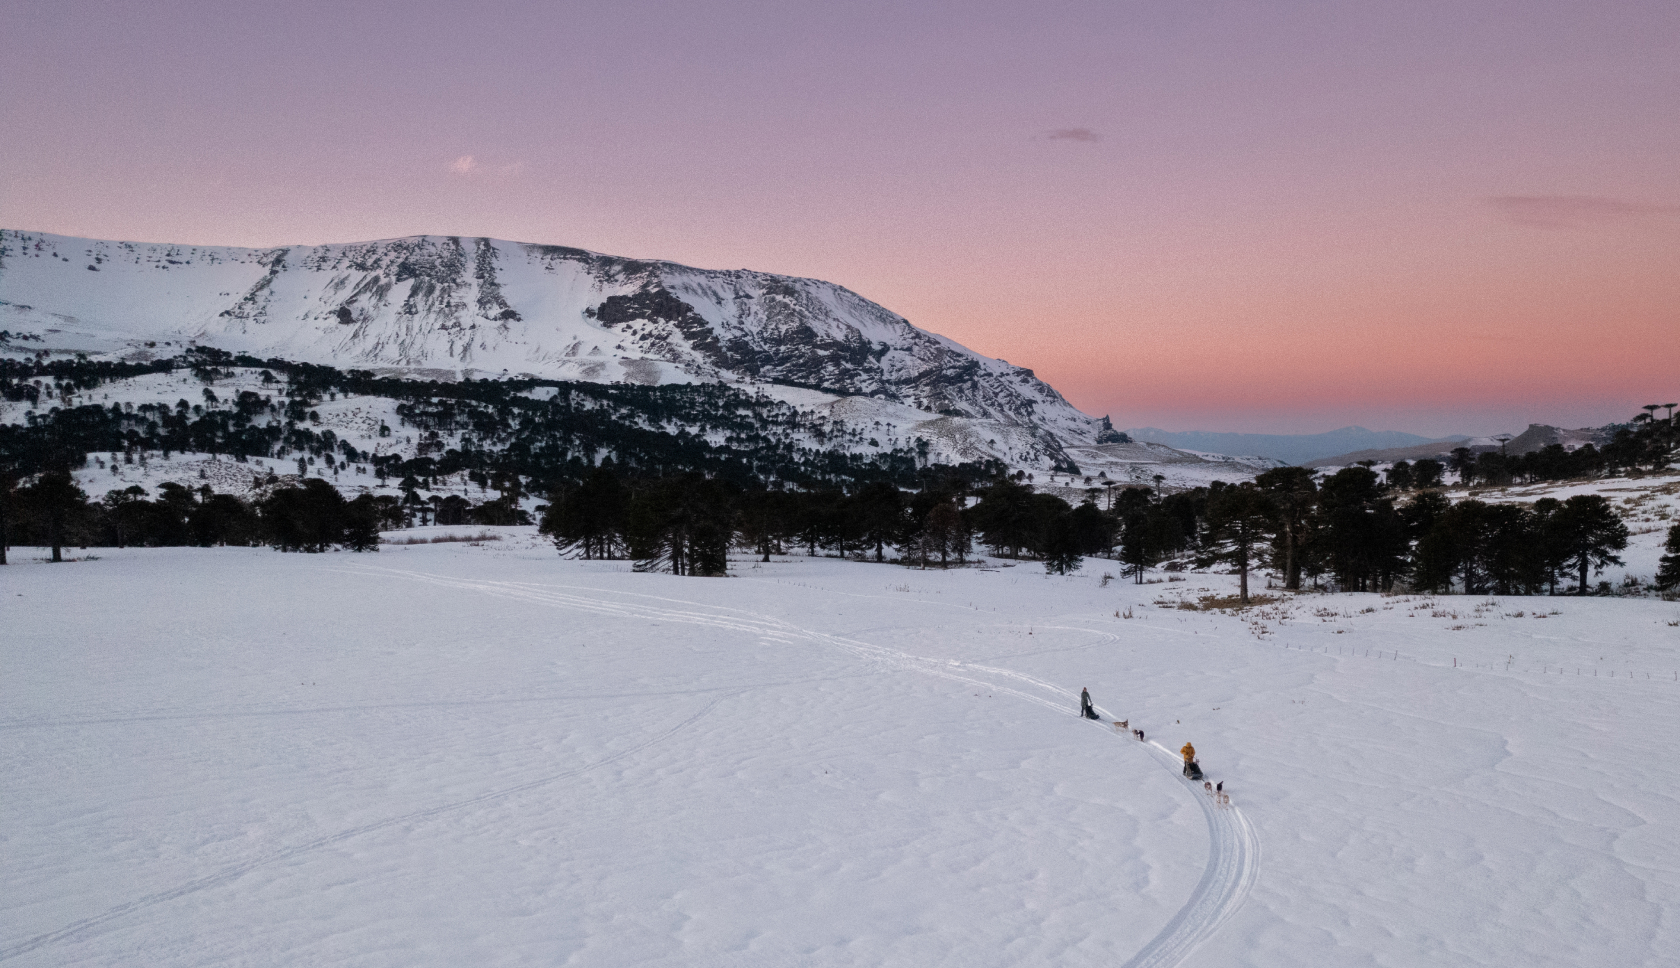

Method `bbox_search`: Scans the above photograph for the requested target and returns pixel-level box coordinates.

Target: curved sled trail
[1119,742,1261,968]
[347,569,1080,716]
[348,568,1262,968]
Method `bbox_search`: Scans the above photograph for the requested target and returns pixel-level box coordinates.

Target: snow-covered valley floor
[5,536,1679,966]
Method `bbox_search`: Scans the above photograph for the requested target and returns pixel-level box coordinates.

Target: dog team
[1082,687,1230,805]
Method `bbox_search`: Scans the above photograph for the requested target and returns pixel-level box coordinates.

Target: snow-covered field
[5,537,1678,967]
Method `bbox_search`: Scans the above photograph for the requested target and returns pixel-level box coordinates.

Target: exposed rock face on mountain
[0,230,1091,442]
[1502,423,1613,456]
[2,229,1278,485]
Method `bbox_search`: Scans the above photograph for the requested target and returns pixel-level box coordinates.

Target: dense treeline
[0,350,1668,594]
[1420,413,1677,488]
[0,464,563,562]
[1,348,1004,490]
[0,472,398,561]
[4,454,1639,594]
[536,462,1640,595]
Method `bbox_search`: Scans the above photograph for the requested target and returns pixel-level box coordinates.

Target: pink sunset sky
[3,0,1675,436]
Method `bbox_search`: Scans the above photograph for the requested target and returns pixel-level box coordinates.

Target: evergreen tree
[1448,447,1477,484]
[1314,467,1407,592]
[855,480,907,563]
[190,492,261,547]
[101,485,148,548]
[1412,459,1445,489]
[341,495,382,551]
[1385,461,1414,491]
[1411,513,1463,594]
[1550,494,1630,594]
[1041,511,1082,575]
[627,474,734,576]
[1531,497,1567,594]
[1255,466,1316,590]
[1114,487,1161,583]
[20,470,88,563]
[1401,490,1451,541]
[260,479,356,552]
[793,490,837,557]
[921,500,969,568]
[970,478,1038,559]
[1655,523,1680,592]
[1067,500,1115,557]
[1480,503,1545,595]
[0,471,15,565]
[1198,483,1277,603]
[541,466,628,559]
[1474,451,1512,487]
[737,488,795,563]
[902,487,970,568]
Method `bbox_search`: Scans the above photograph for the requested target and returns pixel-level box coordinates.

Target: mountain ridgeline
[0,229,1101,467]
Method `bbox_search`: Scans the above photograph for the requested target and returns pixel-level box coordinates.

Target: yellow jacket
[1181,743,1196,761]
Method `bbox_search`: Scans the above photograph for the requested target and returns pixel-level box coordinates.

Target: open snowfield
[5,534,1679,967]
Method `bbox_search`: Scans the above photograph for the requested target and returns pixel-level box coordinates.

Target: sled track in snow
[1118,741,1261,968]
[354,568,1261,968]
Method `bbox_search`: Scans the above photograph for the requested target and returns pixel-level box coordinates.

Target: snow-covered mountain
[1,228,1269,484]
[3,230,1096,436]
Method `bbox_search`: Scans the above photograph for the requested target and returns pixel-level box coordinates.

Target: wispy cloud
[1048,128,1101,143]
[447,155,526,179]
[1488,195,1680,229]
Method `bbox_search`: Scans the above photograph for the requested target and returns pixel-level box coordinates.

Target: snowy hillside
[1126,426,1461,465]
[0,229,1106,465]
[5,542,1678,966]
[1,229,1278,483]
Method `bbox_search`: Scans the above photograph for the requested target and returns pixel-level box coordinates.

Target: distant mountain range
[1124,427,1466,466]
[1301,424,1617,469]
[0,229,1271,488]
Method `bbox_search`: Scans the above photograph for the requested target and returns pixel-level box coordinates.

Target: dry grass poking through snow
[1178,593,1281,611]
[381,531,503,546]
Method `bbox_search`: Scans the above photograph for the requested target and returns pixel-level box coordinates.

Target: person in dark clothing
[1080,687,1099,720]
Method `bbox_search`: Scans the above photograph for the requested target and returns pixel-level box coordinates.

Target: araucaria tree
[627,473,735,576]
[1313,467,1407,592]
[855,480,908,563]
[258,478,379,552]
[1041,512,1083,575]
[1413,500,1546,595]
[540,466,628,559]
[1411,459,1445,489]
[969,478,1038,559]
[0,471,15,565]
[906,499,968,568]
[1199,483,1277,603]
[1113,486,1185,583]
[21,470,88,563]
[1656,523,1680,592]
[1550,494,1630,594]
[1255,466,1316,590]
